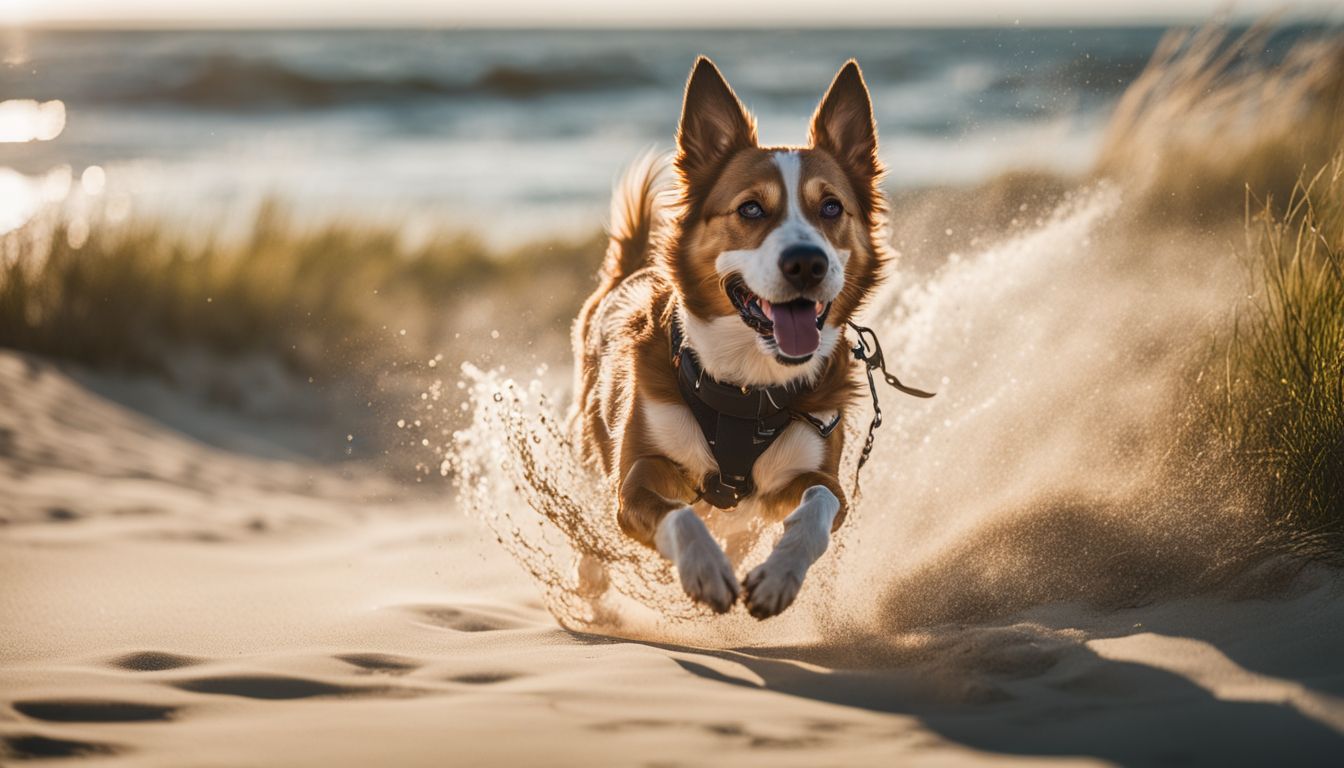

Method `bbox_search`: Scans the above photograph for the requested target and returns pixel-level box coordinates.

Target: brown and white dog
[571,57,887,619]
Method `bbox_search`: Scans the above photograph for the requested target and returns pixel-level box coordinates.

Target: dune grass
[1202,158,1344,555]
[1087,22,1344,556]
[0,204,600,378]
[1096,23,1344,221]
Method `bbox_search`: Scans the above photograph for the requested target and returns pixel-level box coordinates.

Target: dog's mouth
[726,277,831,363]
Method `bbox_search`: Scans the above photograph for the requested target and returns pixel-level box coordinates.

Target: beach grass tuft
[1205,157,1344,556]
[0,204,600,378]
[1096,22,1344,221]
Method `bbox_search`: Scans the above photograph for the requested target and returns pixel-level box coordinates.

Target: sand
[3,348,1343,767]
[5,188,1344,765]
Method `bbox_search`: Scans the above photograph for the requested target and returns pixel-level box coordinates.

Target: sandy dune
[3,342,1343,767]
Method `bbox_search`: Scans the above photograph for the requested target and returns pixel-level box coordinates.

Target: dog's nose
[778,245,828,291]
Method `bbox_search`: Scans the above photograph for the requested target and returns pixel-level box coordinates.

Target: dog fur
[571,57,888,619]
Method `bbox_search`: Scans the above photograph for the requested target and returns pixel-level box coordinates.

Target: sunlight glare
[0,168,39,234]
[0,165,73,235]
[0,100,66,143]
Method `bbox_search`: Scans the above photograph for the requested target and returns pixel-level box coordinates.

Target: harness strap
[669,317,934,509]
[846,320,935,500]
[671,320,799,508]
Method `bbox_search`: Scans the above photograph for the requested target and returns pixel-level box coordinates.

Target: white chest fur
[641,399,831,500]
[642,399,717,480]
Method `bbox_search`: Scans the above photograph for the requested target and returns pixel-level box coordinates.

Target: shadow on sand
[591,573,1344,767]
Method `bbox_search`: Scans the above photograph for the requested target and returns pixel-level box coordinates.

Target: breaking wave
[125,54,658,109]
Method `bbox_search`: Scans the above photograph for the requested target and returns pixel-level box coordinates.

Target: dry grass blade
[1206,155,1344,556]
[1096,22,1344,220]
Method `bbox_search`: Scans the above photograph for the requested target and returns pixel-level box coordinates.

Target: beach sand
[3,345,1343,767]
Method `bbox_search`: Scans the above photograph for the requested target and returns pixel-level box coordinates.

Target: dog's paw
[657,508,739,613]
[742,485,838,619]
[675,531,739,613]
[742,556,806,620]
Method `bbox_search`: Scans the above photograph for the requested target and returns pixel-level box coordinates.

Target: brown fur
[572,58,888,550]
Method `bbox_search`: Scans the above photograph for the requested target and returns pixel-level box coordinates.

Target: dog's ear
[676,57,756,195]
[809,60,881,193]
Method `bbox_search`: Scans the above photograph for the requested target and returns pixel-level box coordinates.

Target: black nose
[778,245,828,291]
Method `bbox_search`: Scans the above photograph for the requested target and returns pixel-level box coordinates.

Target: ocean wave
[128,54,659,109]
[476,58,657,97]
[988,53,1152,95]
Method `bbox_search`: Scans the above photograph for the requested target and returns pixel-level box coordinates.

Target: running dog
[572,57,888,619]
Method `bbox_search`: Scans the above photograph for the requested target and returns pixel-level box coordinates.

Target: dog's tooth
[761,300,773,320]
[816,301,824,315]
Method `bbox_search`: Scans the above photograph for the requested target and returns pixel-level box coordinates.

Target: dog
[571,57,887,619]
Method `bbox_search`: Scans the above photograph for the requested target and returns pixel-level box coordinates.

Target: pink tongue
[772,301,820,357]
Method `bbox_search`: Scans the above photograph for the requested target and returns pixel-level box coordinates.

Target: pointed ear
[809,60,880,188]
[676,57,757,194]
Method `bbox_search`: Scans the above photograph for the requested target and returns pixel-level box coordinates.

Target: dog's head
[667,57,887,387]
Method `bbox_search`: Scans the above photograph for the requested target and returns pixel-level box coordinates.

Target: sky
[5,0,1341,27]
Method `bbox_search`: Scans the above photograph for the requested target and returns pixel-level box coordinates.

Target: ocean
[0,26,1314,243]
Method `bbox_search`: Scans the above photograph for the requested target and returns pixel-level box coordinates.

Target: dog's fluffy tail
[570,151,671,437]
[601,149,671,284]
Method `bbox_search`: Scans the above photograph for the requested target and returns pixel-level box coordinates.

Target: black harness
[670,319,933,510]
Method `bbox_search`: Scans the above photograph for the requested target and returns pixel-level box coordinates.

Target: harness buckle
[701,471,752,509]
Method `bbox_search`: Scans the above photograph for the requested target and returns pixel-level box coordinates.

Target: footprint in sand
[109,650,202,672]
[170,675,371,700]
[45,506,81,522]
[449,672,518,685]
[400,604,528,633]
[335,653,423,675]
[1,734,118,760]
[587,719,826,750]
[169,674,439,701]
[13,699,178,723]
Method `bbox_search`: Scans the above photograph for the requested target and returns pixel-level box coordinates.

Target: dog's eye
[737,201,765,220]
[820,198,844,219]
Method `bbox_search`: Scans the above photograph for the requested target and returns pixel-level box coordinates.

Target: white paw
[676,539,739,613]
[741,485,838,620]
[743,555,806,620]
[656,507,739,613]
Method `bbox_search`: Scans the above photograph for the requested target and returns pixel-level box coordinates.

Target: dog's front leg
[743,475,845,620]
[619,457,738,613]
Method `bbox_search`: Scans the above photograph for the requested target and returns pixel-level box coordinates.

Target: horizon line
[13,15,1342,32]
